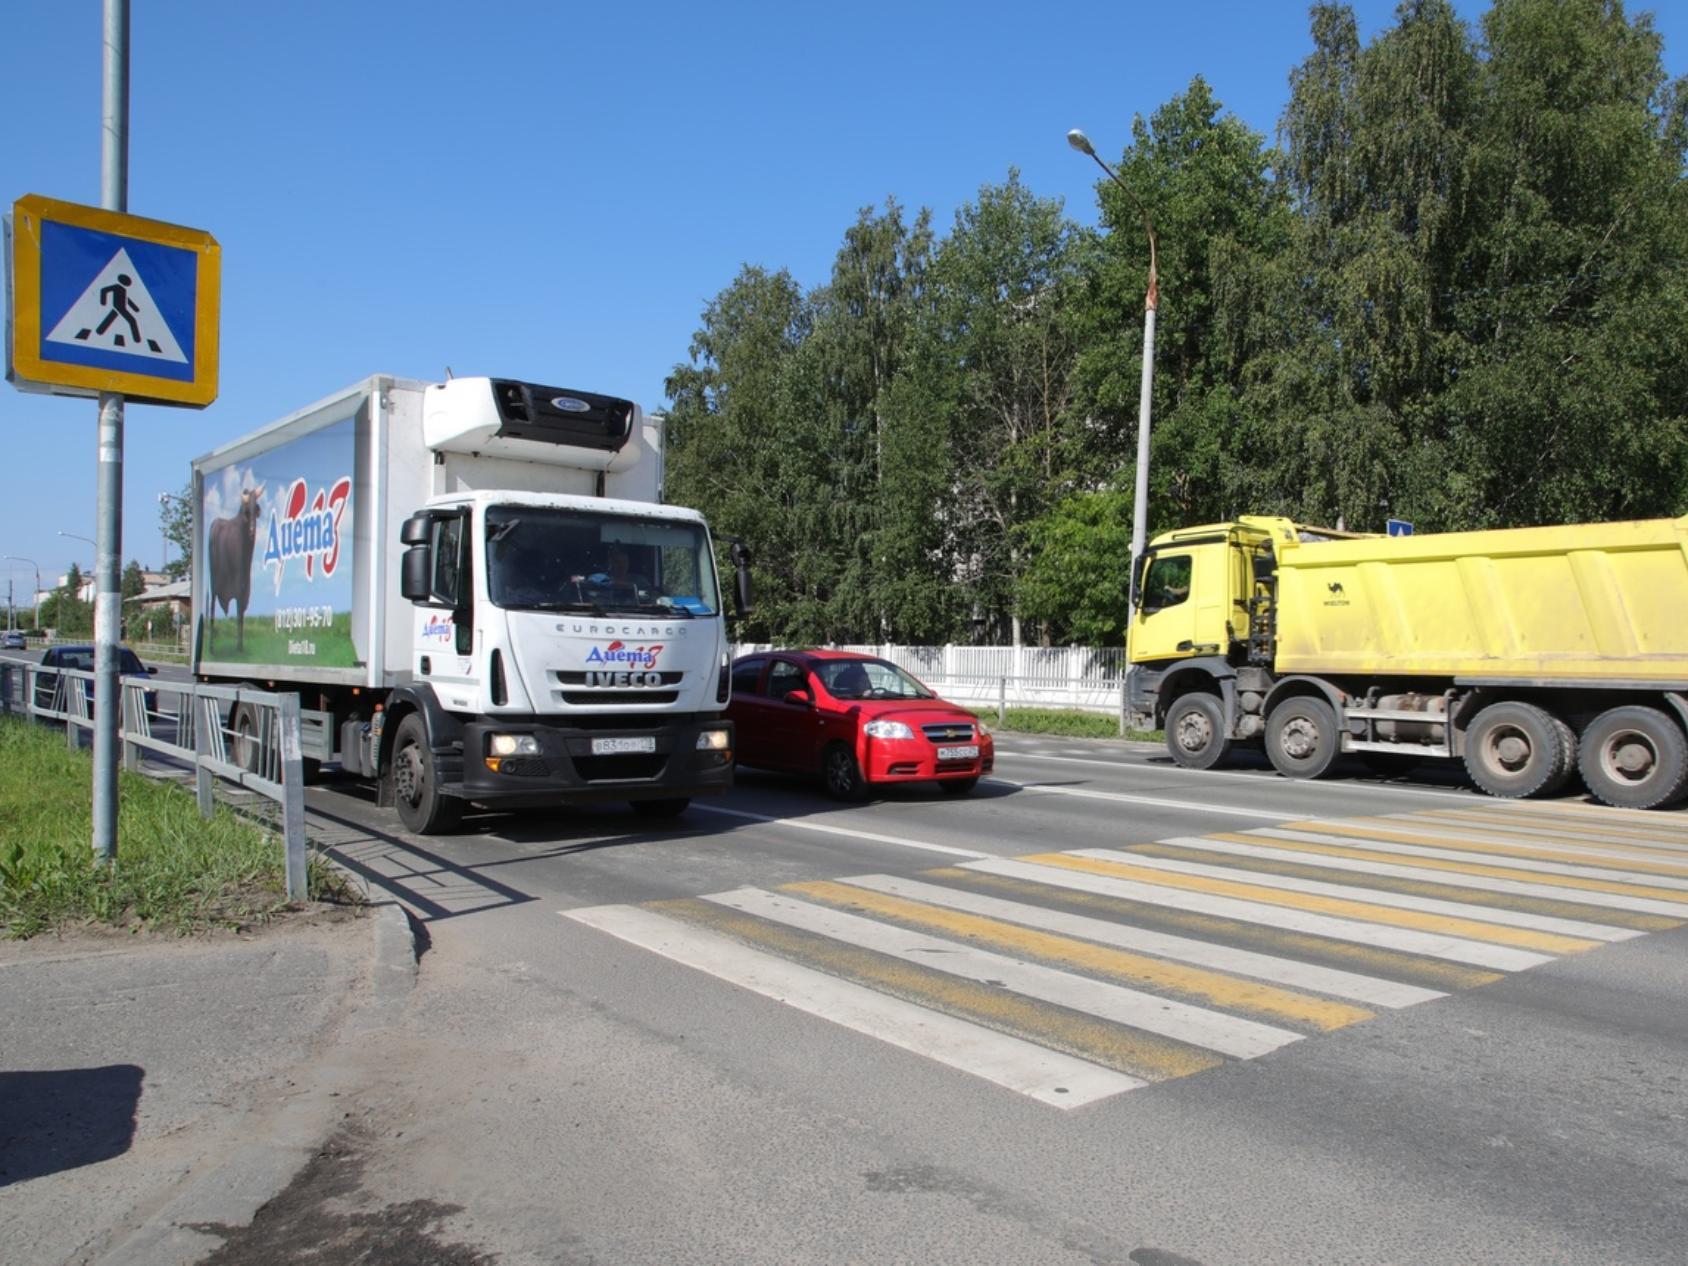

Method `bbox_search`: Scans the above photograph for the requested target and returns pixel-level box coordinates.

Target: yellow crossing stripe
[1236,827,1688,906]
[1022,853,1600,956]
[648,897,1222,1082]
[1269,816,1688,877]
[923,866,1504,993]
[786,879,1374,1033]
[1438,807,1688,845]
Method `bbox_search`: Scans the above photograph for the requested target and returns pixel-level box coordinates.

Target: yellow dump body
[1268,514,1688,684]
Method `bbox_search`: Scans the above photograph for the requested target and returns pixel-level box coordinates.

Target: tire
[631,797,691,819]
[1463,701,1565,799]
[231,703,264,775]
[1536,713,1579,798]
[939,777,979,796]
[1577,706,1688,810]
[391,713,463,834]
[822,742,868,801]
[1265,695,1342,779]
[1164,692,1232,771]
[1359,751,1424,777]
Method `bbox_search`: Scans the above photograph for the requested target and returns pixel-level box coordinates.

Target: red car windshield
[814,659,933,701]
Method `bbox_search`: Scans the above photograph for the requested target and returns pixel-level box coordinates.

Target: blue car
[1,630,25,651]
[34,644,160,713]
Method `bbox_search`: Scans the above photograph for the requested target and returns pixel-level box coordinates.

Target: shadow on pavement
[0,1064,143,1187]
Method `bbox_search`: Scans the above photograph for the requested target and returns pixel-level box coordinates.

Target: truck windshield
[484,506,721,617]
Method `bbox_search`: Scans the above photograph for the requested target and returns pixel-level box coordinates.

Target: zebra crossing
[563,801,1688,1109]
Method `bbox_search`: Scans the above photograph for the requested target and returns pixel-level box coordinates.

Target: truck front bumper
[452,714,734,807]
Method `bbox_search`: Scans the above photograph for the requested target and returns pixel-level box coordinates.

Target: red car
[727,650,994,799]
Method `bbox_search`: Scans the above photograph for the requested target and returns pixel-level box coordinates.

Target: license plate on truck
[937,745,979,761]
[592,736,656,755]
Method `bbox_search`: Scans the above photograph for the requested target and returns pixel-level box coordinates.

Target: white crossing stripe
[703,886,1305,1060]
[1324,817,1688,867]
[832,873,1443,1008]
[1097,840,1688,919]
[564,903,1141,1108]
[690,803,989,859]
[961,857,1553,971]
[1003,780,1304,820]
[1246,826,1688,890]
[1145,837,1642,940]
[1388,811,1688,853]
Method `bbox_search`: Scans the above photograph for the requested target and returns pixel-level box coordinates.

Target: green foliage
[973,706,1161,741]
[0,719,355,937]
[666,1,1687,648]
[160,483,194,581]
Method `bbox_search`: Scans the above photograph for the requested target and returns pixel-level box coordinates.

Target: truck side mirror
[731,541,754,618]
[401,546,434,602]
[401,512,470,608]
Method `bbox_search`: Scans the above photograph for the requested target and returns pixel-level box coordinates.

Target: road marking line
[705,886,1305,1058]
[961,858,1551,971]
[1060,849,1598,954]
[996,779,1307,820]
[1470,798,1688,828]
[1297,818,1688,871]
[689,804,988,859]
[1248,826,1688,890]
[793,884,1384,1033]
[1157,836,1642,940]
[994,750,1482,801]
[563,903,1141,1108]
[1393,810,1688,851]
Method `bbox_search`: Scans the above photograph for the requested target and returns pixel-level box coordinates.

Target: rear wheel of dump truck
[1577,707,1688,809]
[1164,693,1231,770]
[1265,696,1341,779]
[1463,701,1566,799]
[391,713,463,834]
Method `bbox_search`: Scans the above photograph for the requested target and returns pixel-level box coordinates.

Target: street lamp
[3,556,42,629]
[1067,128,1158,611]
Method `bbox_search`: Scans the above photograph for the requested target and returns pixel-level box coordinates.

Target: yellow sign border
[9,194,220,408]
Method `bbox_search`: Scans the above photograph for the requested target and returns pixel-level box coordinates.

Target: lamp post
[3,557,42,629]
[1067,128,1158,612]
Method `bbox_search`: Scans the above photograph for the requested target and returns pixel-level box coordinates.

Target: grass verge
[975,706,1162,743]
[0,717,359,939]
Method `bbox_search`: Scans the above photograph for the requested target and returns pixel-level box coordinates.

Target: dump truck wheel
[1464,702,1564,799]
[1164,693,1231,770]
[391,713,463,834]
[1577,707,1688,810]
[1536,714,1580,797]
[1266,696,1341,779]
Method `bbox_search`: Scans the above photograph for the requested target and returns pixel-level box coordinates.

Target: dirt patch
[190,1124,495,1266]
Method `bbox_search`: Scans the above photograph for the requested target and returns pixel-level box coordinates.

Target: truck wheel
[631,798,691,819]
[822,743,868,802]
[1164,693,1232,771]
[1265,696,1341,779]
[1463,702,1564,799]
[391,713,463,834]
[1536,714,1580,797]
[231,703,264,775]
[1577,707,1688,809]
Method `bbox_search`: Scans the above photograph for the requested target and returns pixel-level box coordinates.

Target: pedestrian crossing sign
[6,194,220,407]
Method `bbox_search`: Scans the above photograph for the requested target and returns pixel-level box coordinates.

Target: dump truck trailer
[191,374,751,833]
[1125,514,1688,808]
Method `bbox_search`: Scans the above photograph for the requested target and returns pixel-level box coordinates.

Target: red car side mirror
[782,688,813,707]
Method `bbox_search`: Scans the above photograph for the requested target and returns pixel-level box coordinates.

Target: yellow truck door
[1133,550,1200,662]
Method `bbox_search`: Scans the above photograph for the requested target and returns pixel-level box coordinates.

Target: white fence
[733,644,1133,722]
[0,658,310,898]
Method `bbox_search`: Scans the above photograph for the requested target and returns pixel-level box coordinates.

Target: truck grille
[921,722,975,744]
[559,690,681,705]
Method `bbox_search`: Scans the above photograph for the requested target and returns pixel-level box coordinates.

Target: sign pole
[92,0,130,863]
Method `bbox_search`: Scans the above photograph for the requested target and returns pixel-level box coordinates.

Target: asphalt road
[264,738,1688,1266]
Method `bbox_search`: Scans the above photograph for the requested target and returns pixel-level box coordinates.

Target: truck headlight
[696,728,731,751]
[489,733,542,757]
[864,719,914,740]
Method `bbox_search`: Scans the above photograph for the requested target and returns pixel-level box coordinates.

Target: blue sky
[2,0,1683,595]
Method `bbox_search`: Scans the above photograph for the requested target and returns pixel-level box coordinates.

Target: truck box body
[1269,515,1688,684]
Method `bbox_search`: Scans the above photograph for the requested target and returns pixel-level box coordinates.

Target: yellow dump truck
[1125,513,1688,808]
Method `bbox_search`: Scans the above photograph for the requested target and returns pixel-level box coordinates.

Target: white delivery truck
[191,374,751,833]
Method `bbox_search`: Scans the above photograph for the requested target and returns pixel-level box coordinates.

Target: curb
[96,904,420,1266]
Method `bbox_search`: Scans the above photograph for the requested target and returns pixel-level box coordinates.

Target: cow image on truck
[1125,514,1688,809]
[191,374,751,833]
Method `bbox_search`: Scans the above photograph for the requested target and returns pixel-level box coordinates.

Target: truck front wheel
[391,713,463,834]
[1265,696,1341,779]
[1463,701,1565,799]
[1577,707,1688,809]
[1164,693,1231,771]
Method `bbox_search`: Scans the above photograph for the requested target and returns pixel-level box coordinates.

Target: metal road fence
[732,644,1135,728]
[0,658,309,898]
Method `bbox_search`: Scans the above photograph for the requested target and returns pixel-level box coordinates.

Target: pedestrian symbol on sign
[43,247,186,364]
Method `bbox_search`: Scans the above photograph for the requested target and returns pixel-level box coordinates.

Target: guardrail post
[998,676,1006,726]
[194,690,214,819]
[1119,678,1128,736]
[277,692,308,901]
[122,685,139,772]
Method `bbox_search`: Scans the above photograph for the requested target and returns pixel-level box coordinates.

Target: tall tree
[160,484,194,581]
